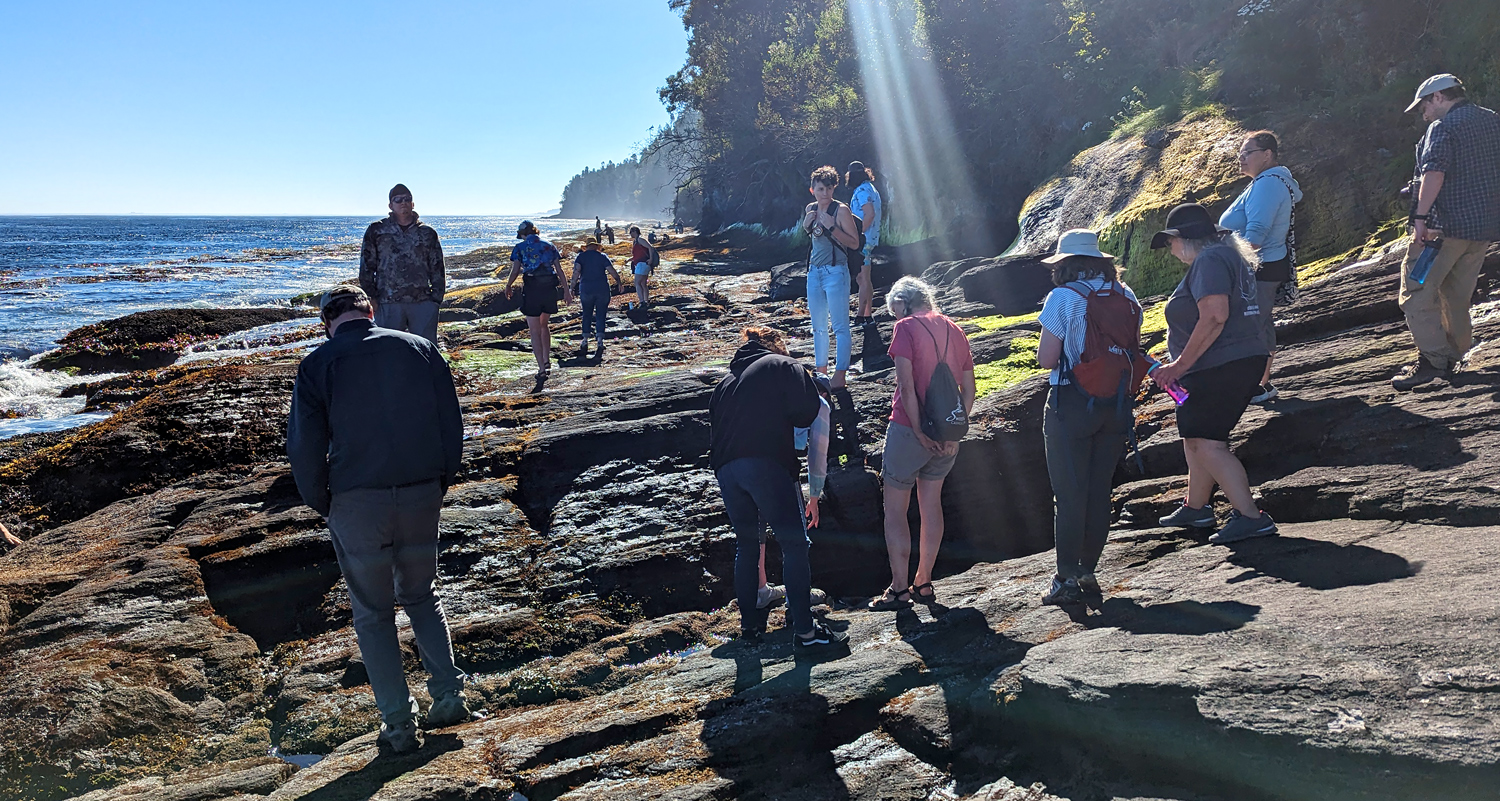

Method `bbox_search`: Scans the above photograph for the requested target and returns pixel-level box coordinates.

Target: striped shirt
[1038,277,1141,386]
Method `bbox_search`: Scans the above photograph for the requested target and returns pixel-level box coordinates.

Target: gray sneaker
[756,584,787,609]
[377,718,423,755]
[1158,502,1216,529]
[425,690,471,729]
[1209,510,1279,544]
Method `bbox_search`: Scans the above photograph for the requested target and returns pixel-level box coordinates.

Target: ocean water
[0,215,600,439]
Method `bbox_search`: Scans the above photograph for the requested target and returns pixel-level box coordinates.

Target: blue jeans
[715,457,814,636]
[806,264,852,372]
[580,288,610,343]
[327,480,466,726]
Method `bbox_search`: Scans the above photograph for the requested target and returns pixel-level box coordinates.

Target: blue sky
[2,1,689,215]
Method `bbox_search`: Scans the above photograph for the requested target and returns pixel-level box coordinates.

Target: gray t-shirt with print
[1165,242,1268,374]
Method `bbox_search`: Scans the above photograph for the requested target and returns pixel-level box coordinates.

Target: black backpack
[647,243,660,270]
[915,319,968,442]
[821,200,866,271]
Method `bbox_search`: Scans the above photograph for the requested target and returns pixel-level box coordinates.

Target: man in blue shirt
[1395,74,1500,391]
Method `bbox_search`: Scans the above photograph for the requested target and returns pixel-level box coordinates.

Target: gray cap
[318,284,369,320]
[1406,74,1463,113]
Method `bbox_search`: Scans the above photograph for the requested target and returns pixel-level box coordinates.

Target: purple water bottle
[1146,359,1191,405]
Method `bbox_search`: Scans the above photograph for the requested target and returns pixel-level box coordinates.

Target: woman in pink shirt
[869,277,975,610]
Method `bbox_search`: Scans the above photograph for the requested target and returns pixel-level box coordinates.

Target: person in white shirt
[847,162,883,323]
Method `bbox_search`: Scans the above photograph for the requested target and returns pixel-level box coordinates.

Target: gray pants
[327,480,465,726]
[375,300,440,344]
[1043,387,1130,580]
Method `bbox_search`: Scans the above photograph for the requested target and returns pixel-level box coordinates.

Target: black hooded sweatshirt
[709,341,822,478]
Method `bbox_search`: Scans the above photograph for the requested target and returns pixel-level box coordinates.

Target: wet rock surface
[35,308,307,374]
[0,227,1497,800]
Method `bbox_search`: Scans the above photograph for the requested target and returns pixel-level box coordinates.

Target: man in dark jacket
[359,184,446,344]
[710,326,845,649]
[286,284,468,755]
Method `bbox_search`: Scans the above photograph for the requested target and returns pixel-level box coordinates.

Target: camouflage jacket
[359,215,445,304]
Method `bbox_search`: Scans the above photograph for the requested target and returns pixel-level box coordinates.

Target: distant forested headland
[560,0,1499,249]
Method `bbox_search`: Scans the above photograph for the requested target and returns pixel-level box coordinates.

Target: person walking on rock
[1150,204,1276,544]
[1220,131,1302,404]
[711,326,846,650]
[604,224,615,245]
[1036,231,1144,605]
[803,166,861,389]
[359,184,446,345]
[847,161,883,323]
[286,284,469,756]
[1393,74,1500,391]
[594,216,604,241]
[869,277,974,610]
[571,237,622,359]
[629,226,654,309]
[504,220,572,378]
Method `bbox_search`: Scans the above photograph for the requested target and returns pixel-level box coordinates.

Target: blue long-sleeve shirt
[1219,166,1303,263]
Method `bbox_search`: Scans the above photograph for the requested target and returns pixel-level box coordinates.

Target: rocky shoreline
[3,137,1500,800]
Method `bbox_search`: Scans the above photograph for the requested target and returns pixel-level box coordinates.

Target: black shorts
[1176,356,1268,441]
[520,278,559,318]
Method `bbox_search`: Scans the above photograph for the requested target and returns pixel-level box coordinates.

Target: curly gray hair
[885,276,939,317]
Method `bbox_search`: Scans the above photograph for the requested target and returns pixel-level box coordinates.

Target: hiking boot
[377,718,422,756]
[424,690,471,729]
[1077,573,1102,597]
[1250,383,1279,405]
[794,621,849,650]
[756,584,786,610]
[1041,575,1081,606]
[1158,502,1216,529]
[1392,358,1447,391]
[1209,510,1279,544]
[738,626,764,644]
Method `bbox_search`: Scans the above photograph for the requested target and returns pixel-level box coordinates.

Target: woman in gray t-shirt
[1149,203,1276,545]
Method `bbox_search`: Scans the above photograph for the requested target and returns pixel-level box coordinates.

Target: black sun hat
[1150,203,1232,249]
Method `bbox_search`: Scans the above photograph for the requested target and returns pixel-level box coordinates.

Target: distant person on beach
[571,237,622,359]
[505,221,572,378]
[1220,131,1302,404]
[1393,74,1500,391]
[594,217,604,241]
[1150,204,1276,544]
[847,161,883,323]
[629,226,654,309]
[1036,231,1143,606]
[803,165,861,389]
[359,184,445,345]
[286,284,469,756]
[604,224,616,245]
[868,277,974,610]
[711,326,847,650]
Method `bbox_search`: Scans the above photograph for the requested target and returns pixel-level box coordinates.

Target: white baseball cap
[1406,74,1463,113]
[1042,229,1114,264]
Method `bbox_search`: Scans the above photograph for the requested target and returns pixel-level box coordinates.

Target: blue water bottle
[1408,238,1444,286]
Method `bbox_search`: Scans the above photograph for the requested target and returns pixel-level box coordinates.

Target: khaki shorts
[882,422,959,492]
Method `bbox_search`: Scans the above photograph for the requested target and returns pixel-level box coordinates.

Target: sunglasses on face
[1237,148,1267,160]
[391,195,413,204]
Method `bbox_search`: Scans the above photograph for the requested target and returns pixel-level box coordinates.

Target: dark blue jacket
[709,341,821,479]
[286,319,463,515]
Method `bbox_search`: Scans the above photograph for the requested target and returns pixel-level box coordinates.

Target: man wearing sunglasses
[1394,74,1500,390]
[359,184,447,345]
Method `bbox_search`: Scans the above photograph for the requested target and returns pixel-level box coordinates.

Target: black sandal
[867,586,912,611]
[909,582,936,604]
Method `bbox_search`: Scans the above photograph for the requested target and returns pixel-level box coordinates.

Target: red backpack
[1061,281,1151,401]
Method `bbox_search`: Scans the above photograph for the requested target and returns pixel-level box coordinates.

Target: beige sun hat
[1042,229,1114,264]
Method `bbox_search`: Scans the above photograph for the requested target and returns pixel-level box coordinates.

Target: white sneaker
[1250,383,1279,405]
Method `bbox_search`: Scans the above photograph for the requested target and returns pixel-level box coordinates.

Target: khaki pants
[1398,237,1489,369]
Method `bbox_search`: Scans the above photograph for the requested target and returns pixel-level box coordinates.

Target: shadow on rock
[295,733,464,801]
[1079,598,1260,636]
[1225,535,1421,590]
[1237,396,1473,479]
